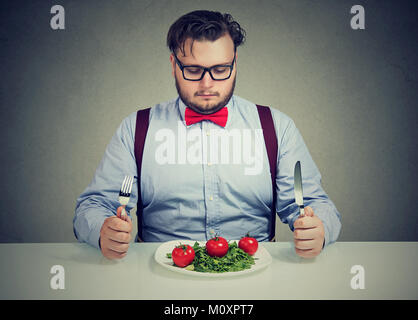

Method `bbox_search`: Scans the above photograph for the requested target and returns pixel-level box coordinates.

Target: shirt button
[206,131,210,136]
[209,196,213,201]
[208,162,212,166]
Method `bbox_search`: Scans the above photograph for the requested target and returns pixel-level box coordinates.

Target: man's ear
[170,54,176,77]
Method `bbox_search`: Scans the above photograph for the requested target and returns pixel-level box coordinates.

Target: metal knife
[294,161,305,216]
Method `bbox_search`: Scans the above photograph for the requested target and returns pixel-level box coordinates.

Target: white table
[0,242,417,300]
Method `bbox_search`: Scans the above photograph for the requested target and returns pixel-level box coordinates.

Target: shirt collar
[178,95,235,128]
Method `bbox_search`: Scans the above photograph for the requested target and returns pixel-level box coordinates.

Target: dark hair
[167,10,246,56]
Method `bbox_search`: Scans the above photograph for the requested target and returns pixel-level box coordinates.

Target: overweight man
[74,10,341,260]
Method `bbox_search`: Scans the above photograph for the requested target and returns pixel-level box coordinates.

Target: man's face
[170,33,237,115]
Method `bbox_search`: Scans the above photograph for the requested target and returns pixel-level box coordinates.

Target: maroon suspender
[134,105,278,241]
[134,107,151,241]
[256,105,278,240]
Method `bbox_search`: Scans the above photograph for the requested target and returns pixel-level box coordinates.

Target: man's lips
[197,93,218,98]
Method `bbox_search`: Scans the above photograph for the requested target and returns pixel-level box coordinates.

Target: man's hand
[293,206,325,258]
[99,206,133,260]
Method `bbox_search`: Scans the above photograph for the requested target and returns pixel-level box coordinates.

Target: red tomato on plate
[239,236,258,255]
[206,236,229,257]
[171,244,195,267]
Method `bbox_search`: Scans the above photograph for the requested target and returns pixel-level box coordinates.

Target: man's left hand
[293,206,325,258]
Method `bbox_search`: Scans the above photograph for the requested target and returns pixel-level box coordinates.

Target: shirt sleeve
[73,112,139,249]
[272,112,342,247]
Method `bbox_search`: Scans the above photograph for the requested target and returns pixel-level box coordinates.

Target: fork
[118,175,134,220]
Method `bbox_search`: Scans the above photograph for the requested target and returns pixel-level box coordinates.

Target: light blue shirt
[73,95,341,249]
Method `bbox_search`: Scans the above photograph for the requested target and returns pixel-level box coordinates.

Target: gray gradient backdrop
[1,0,417,244]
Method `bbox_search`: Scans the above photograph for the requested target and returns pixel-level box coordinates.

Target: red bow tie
[185,107,228,127]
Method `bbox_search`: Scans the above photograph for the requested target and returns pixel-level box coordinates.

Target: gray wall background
[1,0,417,243]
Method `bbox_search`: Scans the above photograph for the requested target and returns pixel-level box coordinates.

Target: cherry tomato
[206,236,229,257]
[172,244,195,267]
[239,236,258,255]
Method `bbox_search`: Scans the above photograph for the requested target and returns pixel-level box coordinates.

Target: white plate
[154,239,272,277]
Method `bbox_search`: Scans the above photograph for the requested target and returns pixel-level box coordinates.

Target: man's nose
[199,70,214,88]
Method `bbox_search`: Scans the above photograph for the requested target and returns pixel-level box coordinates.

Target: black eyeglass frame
[172,52,236,81]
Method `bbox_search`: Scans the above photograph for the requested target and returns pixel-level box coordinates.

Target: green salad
[167,241,257,273]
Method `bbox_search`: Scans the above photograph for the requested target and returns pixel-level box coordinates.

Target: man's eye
[186,68,202,74]
[213,67,228,74]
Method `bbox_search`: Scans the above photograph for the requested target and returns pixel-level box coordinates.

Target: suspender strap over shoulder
[133,104,278,241]
[256,105,278,241]
[134,107,151,241]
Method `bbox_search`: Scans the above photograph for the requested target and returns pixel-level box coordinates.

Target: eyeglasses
[173,52,236,81]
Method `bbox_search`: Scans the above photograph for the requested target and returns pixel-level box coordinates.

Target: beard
[175,74,236,115]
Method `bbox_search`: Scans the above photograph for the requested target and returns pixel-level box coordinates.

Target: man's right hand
[99,206,133,260]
